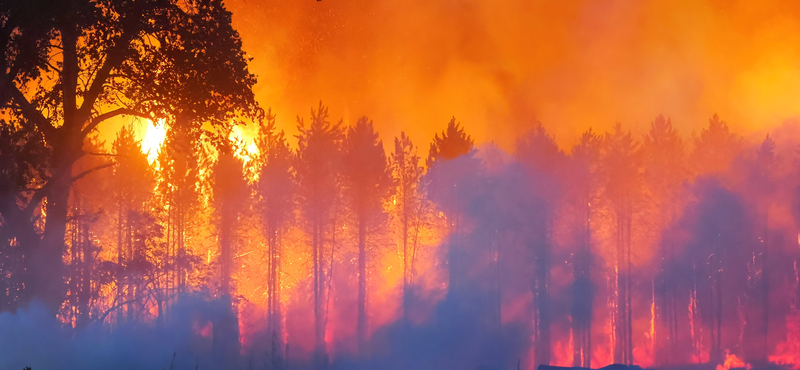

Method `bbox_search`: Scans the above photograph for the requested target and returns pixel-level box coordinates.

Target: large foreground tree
[0,0,258,312]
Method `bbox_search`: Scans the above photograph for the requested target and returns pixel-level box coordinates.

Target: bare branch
[86,151,119,157]
[71,162,115,183]
[81,107,149,137]
[96,297,139,325]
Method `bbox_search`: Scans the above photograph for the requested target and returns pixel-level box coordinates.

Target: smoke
[0,296,239,370]
[224,0,800,150]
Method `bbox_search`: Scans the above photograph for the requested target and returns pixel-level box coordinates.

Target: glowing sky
[223,0,800,150]
[97,0,800,153]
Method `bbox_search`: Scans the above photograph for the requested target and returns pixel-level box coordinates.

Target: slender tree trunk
[615,212,625,364]
[534,221,551,368]
[313,217,327,369]
[626,201,633,364]
[117,203,125,322]
[402,197,410,320]
[763,209,770,360]
[573,201,593,368]
[357,212,368,357]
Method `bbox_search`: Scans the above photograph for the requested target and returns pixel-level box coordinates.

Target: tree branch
[71,162,115,184]
[86,152,119,157]
[75,31,137,126]
[96,297,139,325]
[24,183,51,220]
[0,74,57,139]
[81,107,150,137]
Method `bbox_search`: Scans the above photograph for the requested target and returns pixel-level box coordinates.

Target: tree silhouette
[211,131,248,361]
[157,121,202,298]
[0,117,49,312]
[642,115,688,366]
[342,116,394,357]
[742,135,776,362]
[110,125,155,322]
[0,0,258,312]
[603,123,642,365]
[64,134,111,329]
[425,117,477,293]
[295,101,344,367]
[691,114,742,176]
[515,123,565,369]
[254,109,294,364]
[390,132,424,320]
[426,117,474,168]
[566,128,603,368]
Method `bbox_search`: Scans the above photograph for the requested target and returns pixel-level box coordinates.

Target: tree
[0,0,258,313]
[110,125,155,322]
[295,101,344,367]
[254,109,294,366]
[425,117,476,292]
[742,135,776,362]
[602,123,642,365]
[515,123,565,368]
[390,132,424,320]
[683,181,752,364]
[211,131,248,361]
[642,115,688,365]
[566,128,603,368]
[63,134,114,329]
[342,117,394,357]
[157,121,202,299]
[0,117,49,312]
[691,114,742,176]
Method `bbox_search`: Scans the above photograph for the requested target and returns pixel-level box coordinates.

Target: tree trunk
[358,213,368,357]
[33,159,72,313]
[402,198,410,320]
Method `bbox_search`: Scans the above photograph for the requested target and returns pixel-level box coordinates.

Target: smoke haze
[226,0,800,149]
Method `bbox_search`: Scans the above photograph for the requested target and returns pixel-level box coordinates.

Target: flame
[553,339,575,367]
[716,351,751,370]
[141,119,166,163]
[770,313,800,369]
[229,124,258,164]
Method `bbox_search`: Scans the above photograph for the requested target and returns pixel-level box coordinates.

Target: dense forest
[4,1,800,370]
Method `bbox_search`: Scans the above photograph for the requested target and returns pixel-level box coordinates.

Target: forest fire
[5,1,800,370]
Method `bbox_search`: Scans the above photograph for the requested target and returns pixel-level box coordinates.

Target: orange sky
[99,0,800,153]
[217,0,800,151]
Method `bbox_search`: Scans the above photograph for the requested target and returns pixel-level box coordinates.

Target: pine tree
[110,125,155,322]
[295,102,344,368]
[342,117,394,357]
[603,123,642,365]
[515,123,565,368]
[642,115,688,365]
[425,117,476,292]
[567,128,603,367]
[254,109,294,365]
[390,132,424,320]
[157,119,202,301]
[65,134,110,329]
[211,130,248,361]
[691,114,742,176]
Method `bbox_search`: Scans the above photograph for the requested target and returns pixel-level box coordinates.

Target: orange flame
[716,351,751,370]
